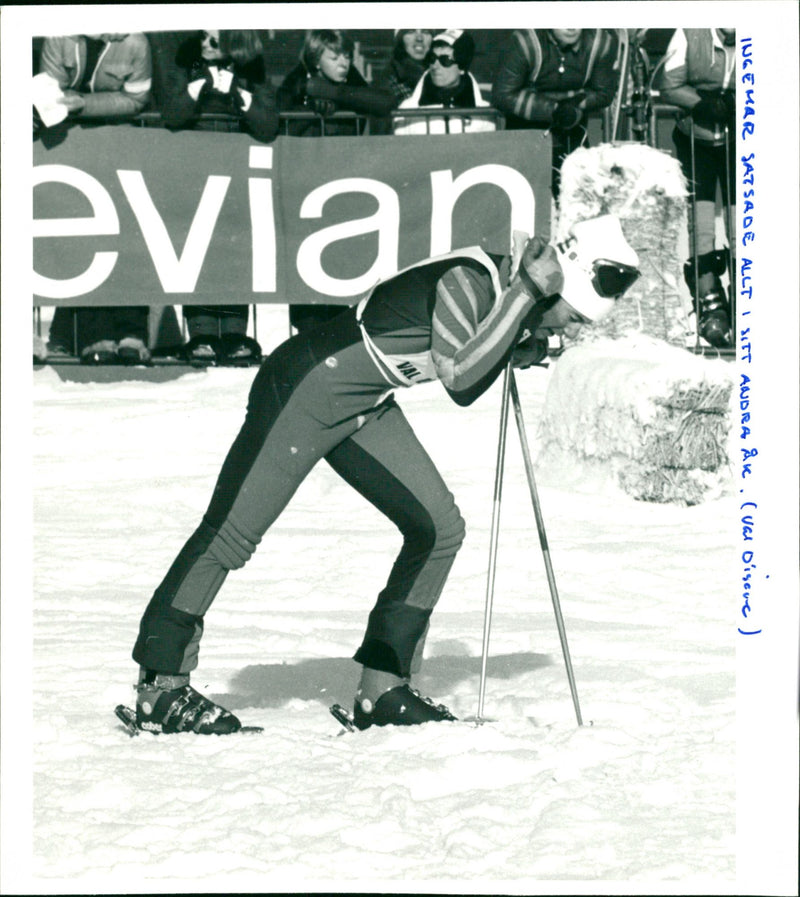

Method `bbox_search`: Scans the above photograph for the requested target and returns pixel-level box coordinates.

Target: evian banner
[33,125,552,307]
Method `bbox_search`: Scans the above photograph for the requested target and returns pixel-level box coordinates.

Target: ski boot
[352,684,457,731]
[697,288,733,348]
[684,250,733,349]
[182,335,222,365]
[136,672,242,735]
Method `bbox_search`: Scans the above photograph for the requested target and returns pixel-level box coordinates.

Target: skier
[130,215,640,734]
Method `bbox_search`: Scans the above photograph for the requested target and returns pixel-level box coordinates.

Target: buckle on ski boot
[136,675,242,735]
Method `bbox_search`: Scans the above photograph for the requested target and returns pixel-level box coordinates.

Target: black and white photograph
[2,2,798,894]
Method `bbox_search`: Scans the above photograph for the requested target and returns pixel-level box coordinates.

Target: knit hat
[394,29,435,37]
[431,29,475,70]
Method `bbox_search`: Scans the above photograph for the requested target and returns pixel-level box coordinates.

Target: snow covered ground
[3,304,790,896]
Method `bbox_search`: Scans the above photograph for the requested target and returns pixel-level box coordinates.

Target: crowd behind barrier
[32,27,735,366]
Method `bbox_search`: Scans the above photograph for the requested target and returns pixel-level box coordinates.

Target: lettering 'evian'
[32,145,536,300]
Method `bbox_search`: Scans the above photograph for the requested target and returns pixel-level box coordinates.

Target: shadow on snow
[219,647,554,710]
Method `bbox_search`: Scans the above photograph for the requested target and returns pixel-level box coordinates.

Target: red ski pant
[133,311,465,679]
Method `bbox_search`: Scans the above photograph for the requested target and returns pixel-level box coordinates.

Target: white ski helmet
[556,215,640,322]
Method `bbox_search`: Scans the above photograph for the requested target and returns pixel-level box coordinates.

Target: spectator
[393,29,497,134]
[277,30,394,333]
[159,29,279,141]
[38,33,153,364]
[378,29,435,106]
[155,29,280,364]
[277,29,394,137]
[491,28,620,197]
[655,28,735,349]
[38,32,152,122]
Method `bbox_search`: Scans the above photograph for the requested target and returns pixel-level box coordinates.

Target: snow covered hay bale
[536,336,735,505]
[557,143,691,347]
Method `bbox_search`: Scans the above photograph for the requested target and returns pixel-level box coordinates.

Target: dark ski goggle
[425,51,457,67]
[591,260,640,298]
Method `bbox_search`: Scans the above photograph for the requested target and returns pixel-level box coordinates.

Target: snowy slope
[25,311,745,893]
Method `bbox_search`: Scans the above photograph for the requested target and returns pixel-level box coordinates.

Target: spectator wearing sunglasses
[158,30,278,143]
[393,30,496,135]
[155,29,280,364]
[277,30,394,333]
[491,29,620,197]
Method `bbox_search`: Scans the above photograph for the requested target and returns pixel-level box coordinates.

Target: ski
[114,704,264,737]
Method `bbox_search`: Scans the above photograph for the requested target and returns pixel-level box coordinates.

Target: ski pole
[689,117,701,350]
[475,361,513,722]
[509,370,584,727]
[723,124,736,328]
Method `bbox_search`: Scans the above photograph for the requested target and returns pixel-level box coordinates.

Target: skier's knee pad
[434,500,466,557]
[208,517,260,570]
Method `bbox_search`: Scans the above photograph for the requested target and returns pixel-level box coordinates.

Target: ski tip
[114,704,140,737]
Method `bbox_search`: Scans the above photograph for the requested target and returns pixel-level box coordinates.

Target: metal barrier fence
[389,106,505,134]
[135,110,371,136]
[33,104,735,361]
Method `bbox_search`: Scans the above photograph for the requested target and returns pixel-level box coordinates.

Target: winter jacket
[277,63,394,136]
[655,29,736,145]
[376,49,428,106]
[491,29,619,129]
[393,71,496,135]
[40,34,152,119]
[157,33,279,143]
[359,248,521,405]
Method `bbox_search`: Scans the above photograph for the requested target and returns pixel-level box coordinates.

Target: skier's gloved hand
[551,101,583,131]
[512,334,549,369]
[512,236,565,300]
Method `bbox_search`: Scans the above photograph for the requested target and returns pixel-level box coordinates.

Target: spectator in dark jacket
[159,29,279,142]
[378,29,435,106]
[155,29,280,363]
[492,29,620,197]
[277,30,394,332]
[277,29,394,137]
